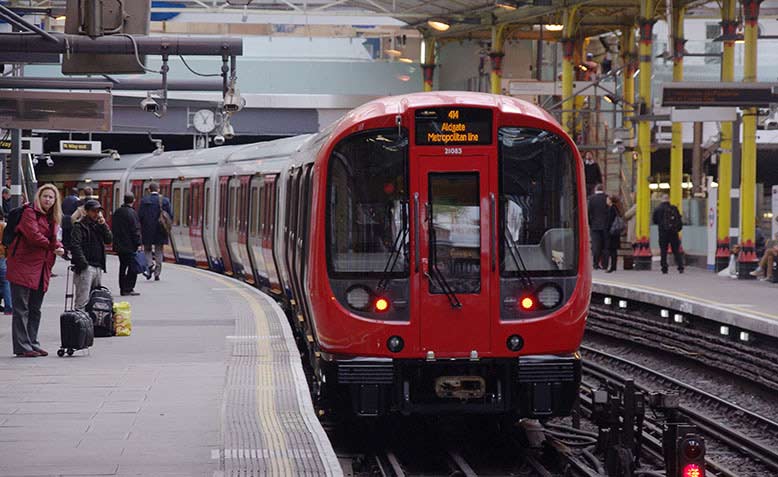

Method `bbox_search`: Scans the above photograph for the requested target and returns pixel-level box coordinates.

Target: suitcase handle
[64,265,76,312]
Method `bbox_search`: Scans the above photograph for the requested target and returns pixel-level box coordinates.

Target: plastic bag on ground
[113,301,132,337]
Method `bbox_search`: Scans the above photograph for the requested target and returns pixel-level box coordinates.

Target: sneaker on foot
[750,267,763,276]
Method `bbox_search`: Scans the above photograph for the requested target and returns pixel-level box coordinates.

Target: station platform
[0,257,340,477]
[592,266,778,339]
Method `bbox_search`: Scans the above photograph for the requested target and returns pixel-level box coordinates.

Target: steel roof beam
[0,77,224,91]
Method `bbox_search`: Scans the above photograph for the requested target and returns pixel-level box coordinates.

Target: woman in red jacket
[7,184,65,357]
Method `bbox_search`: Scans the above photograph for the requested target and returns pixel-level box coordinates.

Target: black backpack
[2,203,30,249]
[660,204,683,233]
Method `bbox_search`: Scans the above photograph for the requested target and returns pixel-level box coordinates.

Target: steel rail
[582,346,778,474]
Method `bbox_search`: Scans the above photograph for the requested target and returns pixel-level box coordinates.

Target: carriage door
[417,155,493,355]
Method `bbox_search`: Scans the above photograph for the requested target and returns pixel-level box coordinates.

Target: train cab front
[313,94,590,418]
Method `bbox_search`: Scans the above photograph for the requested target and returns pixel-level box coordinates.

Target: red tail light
[375,297,390,312]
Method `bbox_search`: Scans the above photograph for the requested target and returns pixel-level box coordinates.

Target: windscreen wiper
[376,201,409,292]
[503,225,534,289]
[426,222,462,309]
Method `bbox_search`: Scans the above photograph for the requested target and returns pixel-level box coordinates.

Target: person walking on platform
[70,200,112,311]
[588,184,609,269]
[7,184,65,357]
[112,193,142,296]
[583,152,602,197]
[138,182,173,281]
[652,193,684,274]
[605,194,625,273]
[61,187,80,260]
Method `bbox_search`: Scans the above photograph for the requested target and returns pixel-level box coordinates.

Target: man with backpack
[652,193,684,274]
[71,200,113,311]
[138,182,173,281]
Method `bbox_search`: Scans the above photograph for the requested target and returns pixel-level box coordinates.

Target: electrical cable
[117,33,160,73]
[178,55,221,77]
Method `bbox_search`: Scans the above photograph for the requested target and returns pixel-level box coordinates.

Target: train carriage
[56,92,590,419]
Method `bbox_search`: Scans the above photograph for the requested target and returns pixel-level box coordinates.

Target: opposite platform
[0,256,340,477]
[592,267,778,339]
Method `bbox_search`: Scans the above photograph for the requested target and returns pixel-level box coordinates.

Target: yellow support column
[560,6,579,136]
[490,24,509,95]
[670,5,685,210]
[634,0,656,270]
[421,36,437,92]
[739,0,761,277]
[716,0,737,270]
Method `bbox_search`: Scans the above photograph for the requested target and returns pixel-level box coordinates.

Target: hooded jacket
[6,204,61,291]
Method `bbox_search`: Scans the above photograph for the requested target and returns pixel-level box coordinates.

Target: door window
[428,173,481,294]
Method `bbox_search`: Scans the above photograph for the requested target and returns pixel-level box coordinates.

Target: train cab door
[189,178,209,269]
[159,179,176,263]
[417,155,493,356]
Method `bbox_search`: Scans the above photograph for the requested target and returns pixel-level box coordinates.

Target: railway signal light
[677,435,705,477]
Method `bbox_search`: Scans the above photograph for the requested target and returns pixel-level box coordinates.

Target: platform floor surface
[592,266,778,322]
[0,257,338,477]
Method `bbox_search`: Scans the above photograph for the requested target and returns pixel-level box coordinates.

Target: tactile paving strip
[214,277,341,476]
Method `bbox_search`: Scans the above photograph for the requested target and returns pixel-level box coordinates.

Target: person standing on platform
[1,188,10,216]
[70,200,112,311]
[112,193,142,296]
[583,152,602,197]
[7,184,65,357]
[588,184,609,270]
[138,182,173,281]
[0,210,11,315]
[60,187,80,261]
[605,194,625,273]
[652,193,684,274]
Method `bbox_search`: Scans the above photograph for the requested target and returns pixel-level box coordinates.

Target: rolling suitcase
[87,286,114,337]
[58,267,94,357]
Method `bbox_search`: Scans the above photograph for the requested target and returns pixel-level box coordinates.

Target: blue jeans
[0,258,12,313]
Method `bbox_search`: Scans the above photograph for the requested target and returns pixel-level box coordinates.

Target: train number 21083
[444,147,463,155]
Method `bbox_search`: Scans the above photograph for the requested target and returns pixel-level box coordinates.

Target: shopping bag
[130,251,148,275]
[113,301,132,337]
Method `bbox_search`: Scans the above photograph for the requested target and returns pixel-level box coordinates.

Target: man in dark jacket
[588,184,609,269]
[138,182,173,281]
[583,152,602,197]
[112,193,142,296]
[652,193,684,274]
[71,200,113,311]
[60,187,80,260]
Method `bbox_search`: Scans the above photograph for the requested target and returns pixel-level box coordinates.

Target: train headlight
[506,334,524,352]
[345,286,371,310]
[537,285,562,309]
[387,335,404,353]
[520,296,535,311]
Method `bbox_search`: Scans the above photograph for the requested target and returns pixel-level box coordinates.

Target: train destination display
[415,107,492,145]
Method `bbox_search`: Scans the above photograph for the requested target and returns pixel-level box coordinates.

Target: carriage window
[205,187,210,228]
[249,186,259,236]
[229,186,237,231]
[327,129,408,275]
[499,127,578,275]
[172,189,182,226]
[182,188,190,227]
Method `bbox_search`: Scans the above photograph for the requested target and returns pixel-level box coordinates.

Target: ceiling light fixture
[385,48,402,56]
[496,1,519,10]
[398,57,414,63]
[427,19,451,32]
[544,24,564,31]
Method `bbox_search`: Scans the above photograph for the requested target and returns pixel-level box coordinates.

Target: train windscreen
[498,127,578,275]
[327,129,409,276]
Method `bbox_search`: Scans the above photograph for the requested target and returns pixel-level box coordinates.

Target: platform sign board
[670,107,738,122]
[772,185,778,240]
[707,177,717,271]
[0,137,43,155]
[0,91,112,131]
[59,140,103,156]
[661,82,778,107]
[505,80,599,97]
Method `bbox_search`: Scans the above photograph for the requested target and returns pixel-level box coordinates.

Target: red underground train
[55,91,591,417]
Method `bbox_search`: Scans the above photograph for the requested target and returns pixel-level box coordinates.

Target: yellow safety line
[595,278,778,321]
[186,268,294,475]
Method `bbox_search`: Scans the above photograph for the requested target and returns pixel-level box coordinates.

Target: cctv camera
[222,87,245,113]
[222,122,235,140]
[613,137,624,145]
[766,118,778,130]
[110,150,121,161]
[45,155,54,167]
[140,94,160,114]
[213,135,225,146]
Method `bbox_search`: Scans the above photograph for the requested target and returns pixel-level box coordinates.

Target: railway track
[582,345,778,477]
